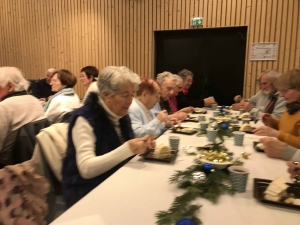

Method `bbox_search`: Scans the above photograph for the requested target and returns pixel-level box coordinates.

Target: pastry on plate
[180,127,194,133]
[239,112,250,119]
[240,123,253,132]
[154,144,171,159]
[194,109,206,113]
[264,177,288,202]
[256,143,265,150]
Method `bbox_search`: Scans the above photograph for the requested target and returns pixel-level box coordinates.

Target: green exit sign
[191,17,203,27]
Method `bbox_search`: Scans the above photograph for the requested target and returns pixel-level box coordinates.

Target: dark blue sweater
[62,92,134,207]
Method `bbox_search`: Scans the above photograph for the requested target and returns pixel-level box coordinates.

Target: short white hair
[97,66,141,96]
[156,71,174,86]
[0,67,29,91]
[173,74,183,85]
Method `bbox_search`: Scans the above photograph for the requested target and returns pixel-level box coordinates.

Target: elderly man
[176,69,216,109]
[232,69,286,119]
[0,67,45,166]
[129,78,171,138]
[151,71,188,120]
[259,138,300,161]
[33,68,57,101]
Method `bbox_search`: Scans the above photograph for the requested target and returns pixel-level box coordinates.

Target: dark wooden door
[155,26,247,106]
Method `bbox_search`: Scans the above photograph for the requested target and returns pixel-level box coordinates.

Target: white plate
[198,157,232,169]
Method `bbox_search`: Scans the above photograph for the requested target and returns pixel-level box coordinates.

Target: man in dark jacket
[33,68,57,101]
[176,69,216,110]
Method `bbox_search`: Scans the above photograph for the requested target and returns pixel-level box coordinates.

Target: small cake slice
[239,112,250,119]
[264,177,288,201]
[154,144,171,159]
[240,123,253,132]
[256,143,265,150]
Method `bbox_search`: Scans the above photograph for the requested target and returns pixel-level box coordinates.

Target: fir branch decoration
[156,161,235,225]
[207,117,234,143]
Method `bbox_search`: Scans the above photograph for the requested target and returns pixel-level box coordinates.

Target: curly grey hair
[173,74,183,86]
[156,71,174,86]
[97,66,141,96]
[177,69,194,80]
[0,67,29,91]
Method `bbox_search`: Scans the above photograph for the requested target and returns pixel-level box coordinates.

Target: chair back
[60,111,73,123]
[37,139,66,223]
[12,118,50,164]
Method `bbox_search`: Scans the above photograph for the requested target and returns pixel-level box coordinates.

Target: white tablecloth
[51,110,299,225]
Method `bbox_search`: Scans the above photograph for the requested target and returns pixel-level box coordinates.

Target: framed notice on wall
[250,42,278,61]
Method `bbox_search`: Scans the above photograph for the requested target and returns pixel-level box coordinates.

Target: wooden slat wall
[0,0,299,99]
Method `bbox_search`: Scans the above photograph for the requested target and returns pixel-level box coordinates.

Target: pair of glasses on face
[51,79,58,83]
[278,88,293,94]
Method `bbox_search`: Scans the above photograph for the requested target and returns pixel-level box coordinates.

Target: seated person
[80,66,99,102]
[33,68,57,101]
[0,67,45,166]
[129,78,171,138]
[169,74,194,113]
[151,71,188,120]
[259,137,300,161]
[62,66,155,207]
[44,69,80,123]
[232,69,286,119]
[254,69,300,148]
[176,69,216,109]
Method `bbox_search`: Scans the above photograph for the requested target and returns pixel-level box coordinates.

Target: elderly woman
[44,69,80,123]
[169,74,194,113]
[129,78,170,138]
[62,66,154,207]
[176,69,216,109]
[81,66,100,103]
[254,69,300,148]
[79,66,98,88]
[0,67,45,166]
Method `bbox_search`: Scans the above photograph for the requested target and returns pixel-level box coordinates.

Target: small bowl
[199,158,232,169]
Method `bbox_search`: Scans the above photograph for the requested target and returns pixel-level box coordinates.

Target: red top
[168,96,178,112]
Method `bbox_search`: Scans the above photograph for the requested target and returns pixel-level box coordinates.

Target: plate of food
[184,116,199,122]
[143,144,178,163]
[192,109,207,114]
[197,147,233,169]
[231,125,241,131]
[253,178,300,210]
[238,112,255,121]
[171,126,197,135]
[253,141,265,152]
[240,123,256,134]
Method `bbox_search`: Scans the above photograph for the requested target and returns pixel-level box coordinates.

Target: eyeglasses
[118,92,135,100]
[51,78,58,83]
[278,88,293,94]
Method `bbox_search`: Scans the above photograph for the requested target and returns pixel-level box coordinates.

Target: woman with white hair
[169,74,194,113]
[0,67,45,166]
[62,66,155,207]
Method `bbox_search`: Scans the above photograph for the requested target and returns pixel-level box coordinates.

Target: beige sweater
[0,95,45,165]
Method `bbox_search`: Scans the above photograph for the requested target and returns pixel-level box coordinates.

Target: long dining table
[51,109,299,225]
